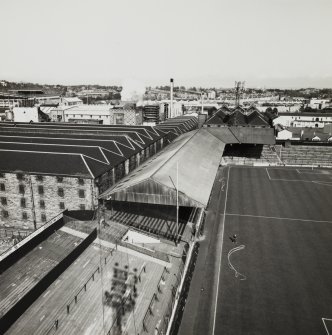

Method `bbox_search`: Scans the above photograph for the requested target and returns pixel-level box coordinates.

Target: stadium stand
[105,208,187,241]
[222,144,280,166]
[277,145,332,167]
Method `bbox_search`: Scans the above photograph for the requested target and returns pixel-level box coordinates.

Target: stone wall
[0,137,167,230]
[0,173,97,230]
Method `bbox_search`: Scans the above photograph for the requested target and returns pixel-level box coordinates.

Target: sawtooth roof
[0,150,105,178]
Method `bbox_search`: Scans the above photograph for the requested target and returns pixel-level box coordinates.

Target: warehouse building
[0,123,169,230]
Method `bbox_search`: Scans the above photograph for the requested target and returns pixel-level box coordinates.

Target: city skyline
[1,0,332,88]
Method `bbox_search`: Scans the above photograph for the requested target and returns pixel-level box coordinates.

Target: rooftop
[101,128,225,207]
[206,106,270,127]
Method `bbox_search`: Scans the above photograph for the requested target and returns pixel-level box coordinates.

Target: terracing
[221,144,281,166]
[277,145,332,167]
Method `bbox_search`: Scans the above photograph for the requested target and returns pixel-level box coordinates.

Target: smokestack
[170,78,174,118]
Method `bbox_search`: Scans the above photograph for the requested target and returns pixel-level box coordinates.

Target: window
[36,175,43,182]
[59,202,65,210]
[78,178,85,185]
[40,200,45,209]
[58,188,64,197]
[22,212,28,220]
[79,204,86,210]
[19,184,25,194]
[115,113,124,125]
[1,210,9,218]
[41,213,47,222]
[78,189,85,198]
[20,198,26,208]
[38,185,44,195]
[56,176,63,183]
[1,197,7,206]
[16,173,24,180]
[0,173,4,178]
[0,183,5,191]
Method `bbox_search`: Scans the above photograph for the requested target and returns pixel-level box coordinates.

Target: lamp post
[169,162,179,245]
[176,161,179,245]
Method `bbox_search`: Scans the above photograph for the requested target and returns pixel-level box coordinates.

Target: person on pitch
[230,234,237,243]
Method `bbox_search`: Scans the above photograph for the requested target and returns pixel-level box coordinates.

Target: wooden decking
[0,230,83,318]
[6,243,165,335]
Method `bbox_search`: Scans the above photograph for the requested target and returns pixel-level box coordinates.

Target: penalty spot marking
[322,318,332,335]
[226,213,332,224]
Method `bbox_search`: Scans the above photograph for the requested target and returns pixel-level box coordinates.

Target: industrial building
[47,103,142,125]
[273,111,332,128]
[0,122,174,230]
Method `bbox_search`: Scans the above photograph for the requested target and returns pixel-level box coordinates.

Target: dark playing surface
[178,166,332,335]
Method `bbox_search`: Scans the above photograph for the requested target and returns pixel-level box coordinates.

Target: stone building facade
[0,120,193,231]
[0,139,164,230]
[0,172,96,230]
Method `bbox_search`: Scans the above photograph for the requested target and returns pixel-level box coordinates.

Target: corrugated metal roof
[0,122,163,147]
[100,128,225,207]
[0,150,97,178]
[206,126,275,144]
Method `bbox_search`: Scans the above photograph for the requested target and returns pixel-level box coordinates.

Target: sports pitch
[214,166,332,335]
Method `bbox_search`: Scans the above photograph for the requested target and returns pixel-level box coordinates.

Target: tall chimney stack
[170,78,174,118]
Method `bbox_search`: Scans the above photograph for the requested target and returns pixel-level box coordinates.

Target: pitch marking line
[228,245,246,280]
[226,213,332,224]
[296,169,328,175]
[265,167,309,182]
[212,166,230,335]
[265,167,272,180]
[266,168,331,183]
[322,318,332,335]
[232,165,295,171]
[313,181,332,187]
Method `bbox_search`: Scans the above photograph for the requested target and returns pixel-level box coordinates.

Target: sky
[1,0,332,88]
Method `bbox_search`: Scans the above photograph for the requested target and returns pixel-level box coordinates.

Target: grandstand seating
[222,144,280,166]
[277,145,332,167]
[106,209,187,241]
[101,219,129,242]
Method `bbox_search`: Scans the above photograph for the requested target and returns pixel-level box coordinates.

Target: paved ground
[177,166,228,335]
[178,166,332,335]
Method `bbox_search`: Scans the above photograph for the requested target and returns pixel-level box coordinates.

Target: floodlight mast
[176,161,179,244]
[168,162,179,245]
[235,81,245,107]
[170,78,174,118]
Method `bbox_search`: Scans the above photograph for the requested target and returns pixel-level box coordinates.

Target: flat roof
[4,234,165,335]
[277,112,332,117]
[0,230,83,318]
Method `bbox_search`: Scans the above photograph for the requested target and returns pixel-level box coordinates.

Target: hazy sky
[1,0,332,88]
